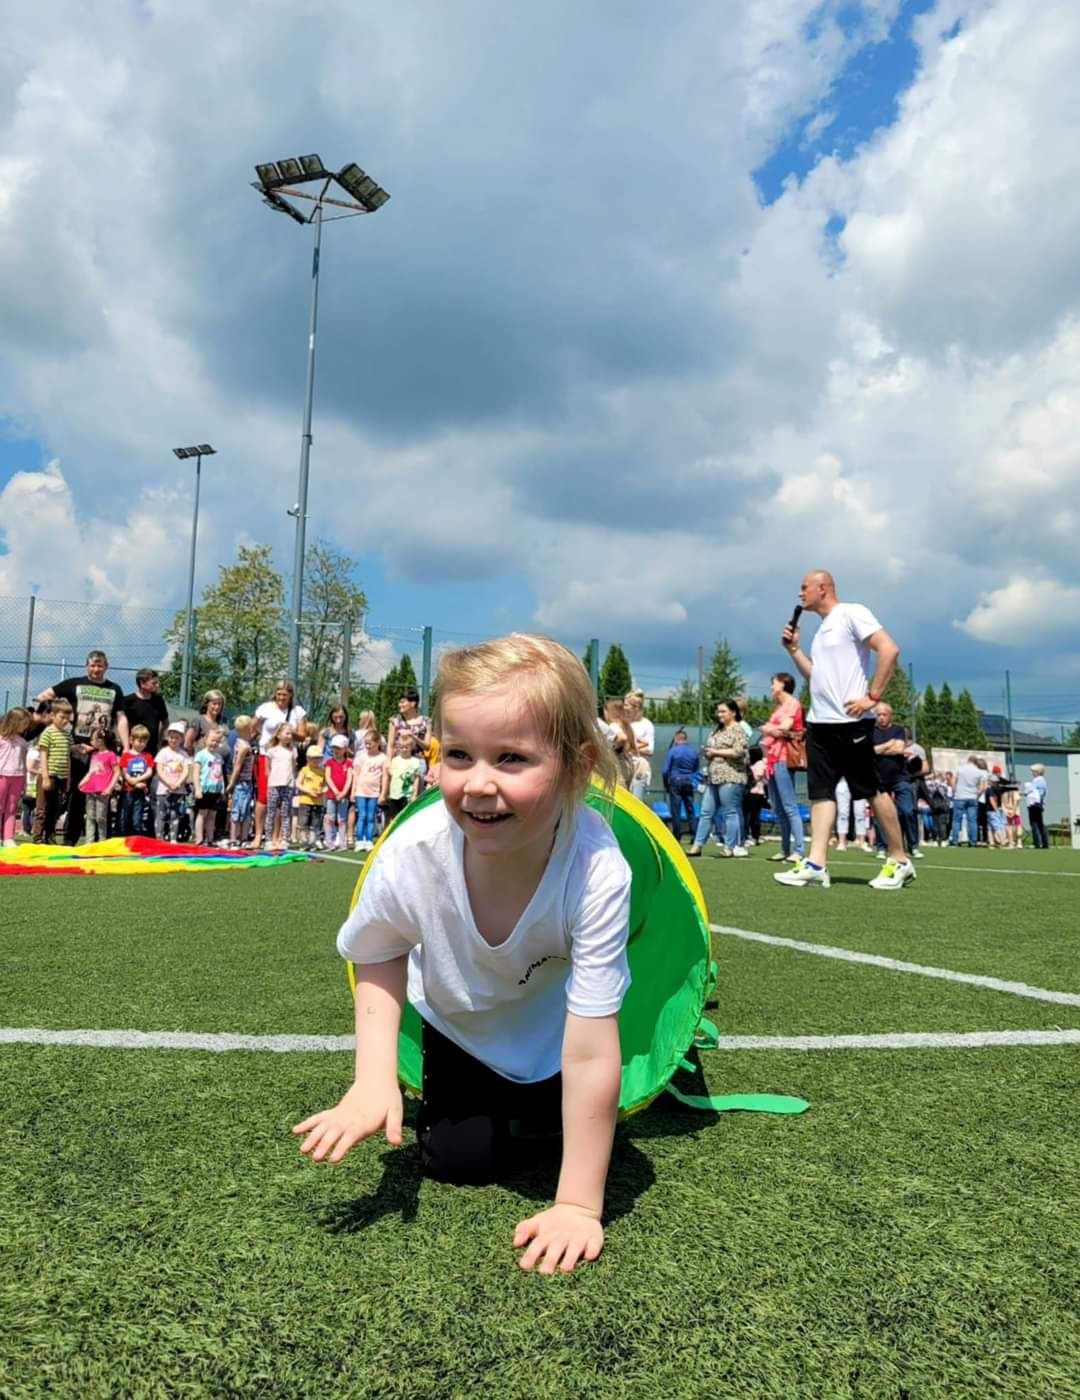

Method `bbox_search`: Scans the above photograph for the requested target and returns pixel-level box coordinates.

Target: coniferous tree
[918,682,940,749]
[646,678,699,725]
[953,689,988,748]
[599,644,633,705]
[703,638,745,714]
[938,682,957,744]
[883,667,917,732]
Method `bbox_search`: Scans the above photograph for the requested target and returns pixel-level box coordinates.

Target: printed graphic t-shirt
[194,748,225,794]
[82,750,119,795]
[353,752,388,799]
[121,751,155,786]
[51,676,124,742]
[154,748,191,796]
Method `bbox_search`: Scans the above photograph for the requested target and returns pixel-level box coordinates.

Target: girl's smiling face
[438,688,567,862]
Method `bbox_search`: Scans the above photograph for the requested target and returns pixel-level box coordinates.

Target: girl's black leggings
[418,1020,562,1183]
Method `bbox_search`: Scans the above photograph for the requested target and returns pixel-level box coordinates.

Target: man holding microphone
[775,570,914,891]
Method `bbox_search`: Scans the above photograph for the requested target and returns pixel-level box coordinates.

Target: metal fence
[1,594,1076,749]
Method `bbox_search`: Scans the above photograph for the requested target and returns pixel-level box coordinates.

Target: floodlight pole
[288,202,323,689]
[180,451,207,708]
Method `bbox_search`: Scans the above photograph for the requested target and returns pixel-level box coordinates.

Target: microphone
[787,603,803,633]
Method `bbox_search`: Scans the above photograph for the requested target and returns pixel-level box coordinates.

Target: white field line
[710,924,1080,1008]
[713,1029,1080,1051]
[2,1026,1079,1054]
[831,857,1080,879]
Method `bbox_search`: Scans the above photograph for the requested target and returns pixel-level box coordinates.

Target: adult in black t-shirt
[120,668,170,754]
[872,701,918,853]
[36,649,125,844]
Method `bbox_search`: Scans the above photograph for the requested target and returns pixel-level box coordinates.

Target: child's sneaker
[869,859,917,890]
[774,859,831,888]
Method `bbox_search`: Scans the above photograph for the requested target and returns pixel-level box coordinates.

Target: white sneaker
[869,859,917,890]
[911,849,924,859]
[2,838,15,848]
[876,850,886,860]
[775,860,831,889]
[731,846,749,857]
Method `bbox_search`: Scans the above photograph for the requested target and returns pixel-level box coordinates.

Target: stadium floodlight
[172,444,217,707]
[335,162,390,213]
[252,150,390,688]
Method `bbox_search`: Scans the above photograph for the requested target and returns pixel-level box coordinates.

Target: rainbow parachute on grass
[0,837,316,877]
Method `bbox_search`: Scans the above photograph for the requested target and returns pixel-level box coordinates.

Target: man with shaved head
[774,570,914,891]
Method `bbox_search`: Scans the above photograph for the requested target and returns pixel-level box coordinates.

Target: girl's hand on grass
[513,1205,604,1274]
[292,1083,403,1163]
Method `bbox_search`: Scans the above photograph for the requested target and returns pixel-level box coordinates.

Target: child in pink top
[351,730,388,851]
[78,728,121,843]
[0,707,32,846]
[324,735,353,851]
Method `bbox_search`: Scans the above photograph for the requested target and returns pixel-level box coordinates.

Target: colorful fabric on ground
[0,837,316,877]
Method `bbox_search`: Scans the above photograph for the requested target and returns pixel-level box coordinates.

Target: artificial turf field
[2,841,1079,1398]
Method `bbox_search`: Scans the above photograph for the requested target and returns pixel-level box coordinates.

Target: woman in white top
[250,680,306,849]
[623,690,654,802]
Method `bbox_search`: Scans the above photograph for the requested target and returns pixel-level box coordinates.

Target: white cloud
[956,576,1080,644]
[1,0,1079,696]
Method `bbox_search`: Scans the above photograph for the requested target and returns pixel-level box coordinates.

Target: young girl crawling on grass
[294,634,631,1273]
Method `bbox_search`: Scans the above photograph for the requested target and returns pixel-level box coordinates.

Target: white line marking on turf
[3,1026,1079,1053]
[709,924,1080,1008]
[0,1028,353,1053]
[831,858,1080,878]
[713,1030,1080,1051]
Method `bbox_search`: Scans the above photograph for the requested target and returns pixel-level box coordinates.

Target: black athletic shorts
[806,718,879,802]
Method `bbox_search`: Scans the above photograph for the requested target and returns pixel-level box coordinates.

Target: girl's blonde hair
[624,688,645,708]
[269,723,294,747]
[233,714,252,736]
[434,633,618,805]
[356,709,377,733]
[0,707,31,738]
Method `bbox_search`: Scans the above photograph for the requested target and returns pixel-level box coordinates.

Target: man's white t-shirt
[254,701,307,753]
[337,800,632,1083]
[808,603,883,724]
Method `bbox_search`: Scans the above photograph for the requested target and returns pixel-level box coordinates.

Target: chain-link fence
[0,595,176,711]
[3,593,1077,750]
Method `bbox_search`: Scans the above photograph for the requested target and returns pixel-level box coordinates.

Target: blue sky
[2,0,1079,727]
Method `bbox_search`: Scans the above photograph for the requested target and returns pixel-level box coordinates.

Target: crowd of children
[0,688,440,853]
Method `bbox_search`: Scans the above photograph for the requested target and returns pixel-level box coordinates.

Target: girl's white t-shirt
[254,701,307,753]
[337,800,632,1083]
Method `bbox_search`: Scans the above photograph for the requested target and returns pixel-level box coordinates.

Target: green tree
[742,693,773,728]
[1065,722,1080,748]
[161,641,227,708]
[299,541,367,722]
[937,682,957,744]
[599,644,633,704]
[646,678,699,725]
[883,667,917,732]
[953,689,988,748]
[702,638,745,715]
[162,544,287,710]
[918,682,940,749]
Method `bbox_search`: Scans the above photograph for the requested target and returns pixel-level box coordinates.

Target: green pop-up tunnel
[346,783,808,1118]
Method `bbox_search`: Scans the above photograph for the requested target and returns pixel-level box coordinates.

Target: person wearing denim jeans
[767,762,805,859]
[761,672,806,861]
[688,701,748,857]
[949,757,985,846]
